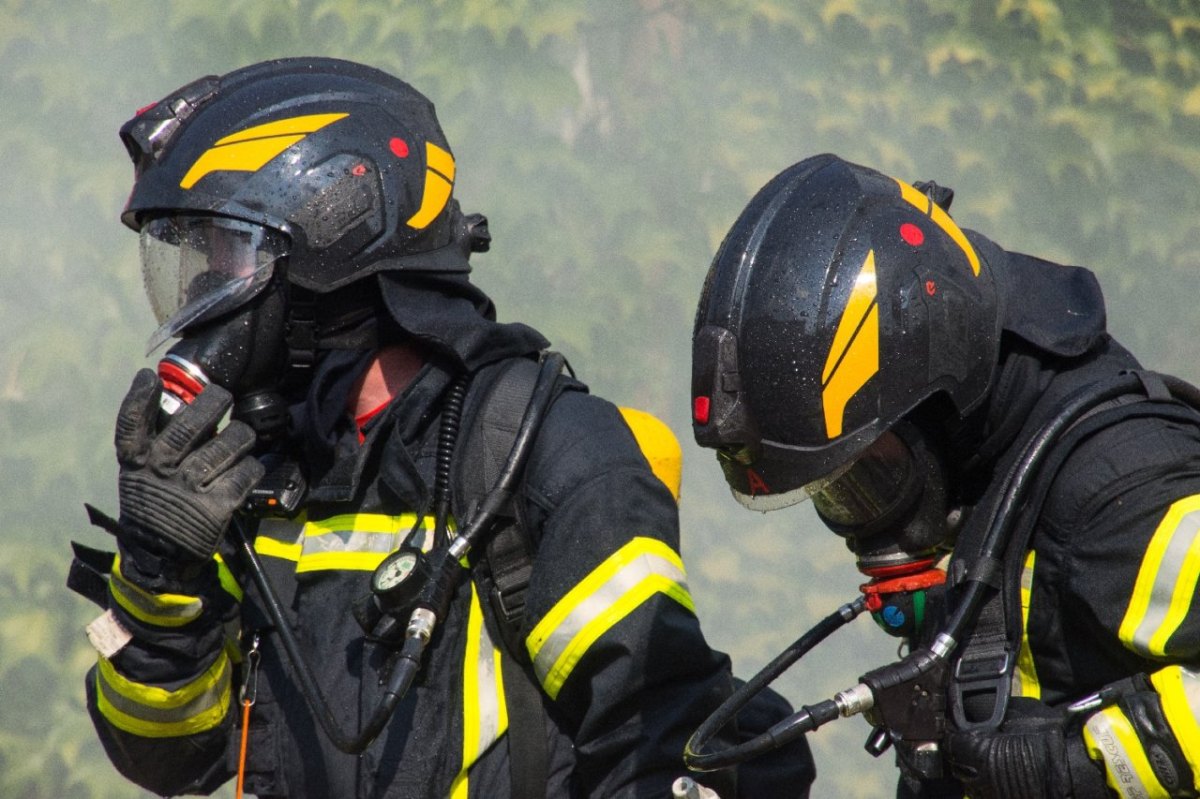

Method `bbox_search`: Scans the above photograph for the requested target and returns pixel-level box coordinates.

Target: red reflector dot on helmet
[899,222,925,246]
[389,138,409,158]
[693,396,711,425]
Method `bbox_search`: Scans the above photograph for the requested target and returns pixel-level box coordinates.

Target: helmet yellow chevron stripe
[180,112,349,189]
[406,141,456,230]
[822,249,880,438]
[894,178,980,276]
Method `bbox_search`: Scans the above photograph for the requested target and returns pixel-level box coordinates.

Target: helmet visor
[141,215,288,353]
[720,428,914,518]
[719,447,854,512]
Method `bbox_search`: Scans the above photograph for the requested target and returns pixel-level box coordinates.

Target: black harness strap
[498,640,552,799]
[455,354,565,799]
[949,371,1200,733]
[459,357,545,653]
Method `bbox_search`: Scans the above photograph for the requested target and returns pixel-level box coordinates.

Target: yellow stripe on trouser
[1010,549,1041,699]
[450,583,509,799]
[1151,665,1200,789]
[1119,495,1200,657]
[109,554,203,627]
[95,652,232,738]
[527,537,695,700]
[1084,705,1169,798]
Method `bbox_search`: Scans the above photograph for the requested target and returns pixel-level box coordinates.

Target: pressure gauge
[370,546,430,614]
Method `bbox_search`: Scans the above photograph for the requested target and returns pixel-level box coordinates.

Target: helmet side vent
[692,325,758,450]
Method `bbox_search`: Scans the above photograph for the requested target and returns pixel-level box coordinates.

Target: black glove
[115,369,264,563]
[946,697,1108,799]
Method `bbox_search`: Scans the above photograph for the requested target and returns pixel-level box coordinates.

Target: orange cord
[236,698,251,799]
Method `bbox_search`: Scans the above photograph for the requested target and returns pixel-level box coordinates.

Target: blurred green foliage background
[3,1,1200,796]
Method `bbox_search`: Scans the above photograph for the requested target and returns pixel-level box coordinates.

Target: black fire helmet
[120,57,483,350]
[691,154,1002,511]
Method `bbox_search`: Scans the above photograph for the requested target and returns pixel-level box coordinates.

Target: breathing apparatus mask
[806,421,956,638]
[718,418,956,638]
[813,423,952,570]
[142,214,313,447]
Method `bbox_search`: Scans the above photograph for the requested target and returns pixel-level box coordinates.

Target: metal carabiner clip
[240,632,261,708]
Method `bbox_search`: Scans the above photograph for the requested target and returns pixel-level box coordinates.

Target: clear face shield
[141,215,289,354]
[721,425,952,572]
[718,444,855,512]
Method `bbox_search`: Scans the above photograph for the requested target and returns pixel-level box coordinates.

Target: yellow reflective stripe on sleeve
[1150,665,1200,788]
[1084,705,1171,799]
[526,537,694,700]
[1010,549,1041,699]
[450,583,509,799]
[95,652,231,738]
[212,553,243,603]
[1119,495,1200,657]
[109,554,203,627]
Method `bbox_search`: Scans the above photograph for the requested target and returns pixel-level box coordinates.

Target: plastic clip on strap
[236,633,261,799]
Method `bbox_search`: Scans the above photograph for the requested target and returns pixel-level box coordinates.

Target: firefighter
[73,58,814,798]
[690,153,1200,798]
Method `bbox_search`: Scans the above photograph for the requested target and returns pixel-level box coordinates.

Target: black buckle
[949,651,1011,732]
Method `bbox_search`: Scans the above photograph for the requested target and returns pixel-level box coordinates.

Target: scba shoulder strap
[948,369,1200,735]
[454,353,573,657]
[454,351,571,799]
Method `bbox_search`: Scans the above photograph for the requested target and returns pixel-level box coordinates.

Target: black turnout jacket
[85,352,759,798]
[81,265,814,798]
[904,237,1200,797]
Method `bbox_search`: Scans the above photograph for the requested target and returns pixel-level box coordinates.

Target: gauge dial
[374,550,419,592]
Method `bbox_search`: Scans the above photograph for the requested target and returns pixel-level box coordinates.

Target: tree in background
[2,1,1199,796]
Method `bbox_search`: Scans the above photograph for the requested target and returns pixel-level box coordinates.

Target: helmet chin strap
[281,282,382,395]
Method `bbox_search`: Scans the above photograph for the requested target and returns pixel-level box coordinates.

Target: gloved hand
[115,368,264,563]
[946,697,1108,799]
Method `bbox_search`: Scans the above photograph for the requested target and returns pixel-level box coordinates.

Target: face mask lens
[141,215,288,353]
[810,431,917,530]
[722,447,855,513]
